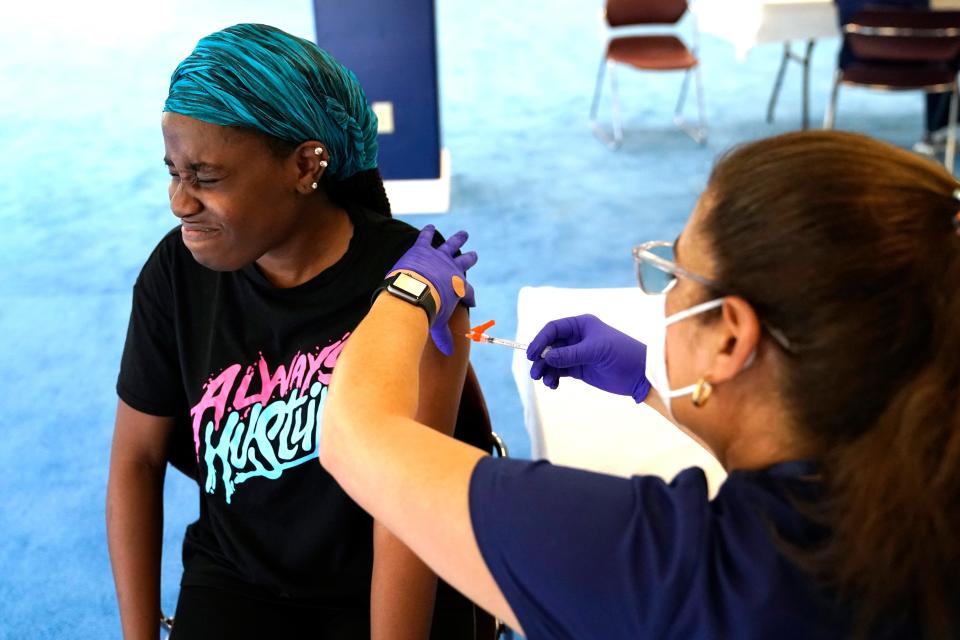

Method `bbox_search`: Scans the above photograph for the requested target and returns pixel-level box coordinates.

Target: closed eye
[167,172,220,187]
[164,158,224,187]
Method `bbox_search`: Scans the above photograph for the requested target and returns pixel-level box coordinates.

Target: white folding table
[691,0,840,128]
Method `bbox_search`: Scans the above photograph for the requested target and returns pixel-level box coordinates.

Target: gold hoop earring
[691,378,713,408]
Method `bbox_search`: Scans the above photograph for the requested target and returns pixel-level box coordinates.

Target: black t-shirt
[117,205,419,604]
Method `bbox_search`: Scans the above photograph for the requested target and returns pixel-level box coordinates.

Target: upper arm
[110,399,176,470]
[368,308,471,636]
[415,305,471,436]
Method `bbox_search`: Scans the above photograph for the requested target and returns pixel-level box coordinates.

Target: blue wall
[313,0,442,180]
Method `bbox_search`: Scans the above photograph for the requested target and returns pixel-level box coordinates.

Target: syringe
[466,333,528,351]
[464,332,552,358]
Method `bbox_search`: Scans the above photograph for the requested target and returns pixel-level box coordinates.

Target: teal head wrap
[164,23,378,181]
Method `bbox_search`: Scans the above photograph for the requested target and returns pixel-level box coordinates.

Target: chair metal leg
[161,611,174,638]
[767,43,790,124]
[588,56,623,150]
[946,83,958,173]
[801,39,814,130]
[588,54,606,125]
[610,62,623,148]
[592,53,705,147]
[673,65,707,144]
[694,64,707,142]
[768,40,815,129]
[823,70,841,130]
[490,431,509,458]
[676,67,692,116]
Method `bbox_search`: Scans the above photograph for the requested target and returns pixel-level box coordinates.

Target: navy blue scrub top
[469,457,847,640]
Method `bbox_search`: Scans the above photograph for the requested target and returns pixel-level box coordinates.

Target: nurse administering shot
[320,131,960,639]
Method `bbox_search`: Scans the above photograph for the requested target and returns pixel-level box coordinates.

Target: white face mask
[644,296,725,421]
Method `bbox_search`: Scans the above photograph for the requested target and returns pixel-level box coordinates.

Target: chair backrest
[605,0,688,28]
[846,8,960,63]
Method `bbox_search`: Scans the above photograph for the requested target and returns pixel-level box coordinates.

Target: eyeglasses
[631,240,796,353]
[632,240,722,295]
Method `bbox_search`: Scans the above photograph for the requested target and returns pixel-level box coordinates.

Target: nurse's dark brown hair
[705,130,960,638]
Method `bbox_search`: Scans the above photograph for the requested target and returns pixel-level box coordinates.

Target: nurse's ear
[707,296,761,384]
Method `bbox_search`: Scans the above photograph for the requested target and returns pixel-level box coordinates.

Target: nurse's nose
[169,179,202,218]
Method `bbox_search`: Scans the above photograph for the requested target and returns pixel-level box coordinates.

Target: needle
[467,333,529,351]
[464,330,553,358]
[465,319,552,358]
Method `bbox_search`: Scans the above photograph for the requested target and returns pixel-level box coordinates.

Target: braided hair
[164,23,390,216]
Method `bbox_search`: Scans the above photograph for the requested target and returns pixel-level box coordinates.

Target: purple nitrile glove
[388,225,478,356]
[526,314,651,402]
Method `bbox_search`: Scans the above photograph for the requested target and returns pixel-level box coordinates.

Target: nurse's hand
[527,314,651,402]
[388,225,478,356]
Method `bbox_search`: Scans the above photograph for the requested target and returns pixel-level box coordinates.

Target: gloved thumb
[431,324,455,357]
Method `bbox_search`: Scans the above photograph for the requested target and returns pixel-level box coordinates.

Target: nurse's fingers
[438,229,469,255]
[454,251,478,272]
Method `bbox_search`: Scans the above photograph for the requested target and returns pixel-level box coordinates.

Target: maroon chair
[589,0,706,148]
[823,8,960,171]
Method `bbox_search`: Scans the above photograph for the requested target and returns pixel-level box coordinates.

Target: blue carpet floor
[0,0,934,637]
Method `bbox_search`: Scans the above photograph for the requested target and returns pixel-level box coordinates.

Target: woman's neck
[682,369,813,473]
[715,398,813,472]
[255,201,354,289]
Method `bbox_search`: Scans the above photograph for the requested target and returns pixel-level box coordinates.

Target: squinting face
[161,112,301,271]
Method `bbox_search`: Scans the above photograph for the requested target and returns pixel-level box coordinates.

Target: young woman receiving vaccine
[106,23,470,639]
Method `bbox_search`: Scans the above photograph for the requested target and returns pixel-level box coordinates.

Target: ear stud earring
[319,160,328,168]
[311,182,318,190]
[314,146,323,156]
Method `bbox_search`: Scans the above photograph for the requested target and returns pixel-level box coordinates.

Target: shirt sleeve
[468,456,711,640]
[116,240,185,417]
